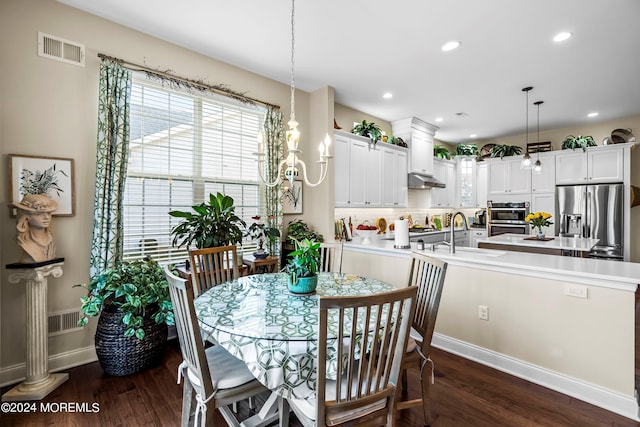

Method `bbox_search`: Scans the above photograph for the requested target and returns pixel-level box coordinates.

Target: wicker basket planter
[95,308,168,376]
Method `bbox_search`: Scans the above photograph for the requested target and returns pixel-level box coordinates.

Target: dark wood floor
[2,339,637,426]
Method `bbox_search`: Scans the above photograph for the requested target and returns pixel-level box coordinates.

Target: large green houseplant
[169,192,246,249]
[76,257,174,376]
[490,144,523,159]
[352,120,383,144]
[286,238,321,294]
[561,135,596,151]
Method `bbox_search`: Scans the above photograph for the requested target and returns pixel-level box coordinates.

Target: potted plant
[352,120,383,144]
[75,257,174,376]
[561,135,596,151]
[434,145,451,160]
[490,144,523,159]
[454,144,479,157]
[247,215,281,259]
[286,238,321,294]
[525,211,553,240]
[169,192,245,249]
[285,219,324,245]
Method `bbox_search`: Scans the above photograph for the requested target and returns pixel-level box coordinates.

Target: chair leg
[420,363,433,426]
[278,396,290,427]
[182,379,194,427]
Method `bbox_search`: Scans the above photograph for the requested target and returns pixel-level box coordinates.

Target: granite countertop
[476,233,599,252]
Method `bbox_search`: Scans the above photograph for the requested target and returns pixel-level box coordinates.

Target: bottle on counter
[348,216,353,235]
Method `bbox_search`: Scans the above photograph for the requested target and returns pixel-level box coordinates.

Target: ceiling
[59,0,640,143]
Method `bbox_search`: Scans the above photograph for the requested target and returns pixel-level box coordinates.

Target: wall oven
[487,201,530,237]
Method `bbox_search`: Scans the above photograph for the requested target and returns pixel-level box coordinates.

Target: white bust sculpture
[14,194,58,263]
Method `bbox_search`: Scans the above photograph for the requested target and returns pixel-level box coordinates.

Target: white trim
[0,346,97,388]
[432,333,640,422]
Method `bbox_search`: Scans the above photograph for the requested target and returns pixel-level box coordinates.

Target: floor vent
[48,309,83,336]
[38,32,85,67]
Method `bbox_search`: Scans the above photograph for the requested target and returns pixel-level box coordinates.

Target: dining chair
[164,265,275,427]
[189,245,240,298]
[396,252,448,426]
[281,286,418,427]
[318,242,343,273]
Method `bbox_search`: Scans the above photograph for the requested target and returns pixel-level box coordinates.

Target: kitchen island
[340,239,640,421]
[477,233,599,256]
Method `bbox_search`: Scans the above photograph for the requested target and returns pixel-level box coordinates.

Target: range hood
[408,172,446,189]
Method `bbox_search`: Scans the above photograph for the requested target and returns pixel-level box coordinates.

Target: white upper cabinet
[487,157,531,195]
[391,117,439,176]
[555,145,624,185]
[381,145,408,207]
[531,152,556,193]
[430,159,455,208]
[476,162,488,208]
[455,156,476,208]
[334,133,350,207]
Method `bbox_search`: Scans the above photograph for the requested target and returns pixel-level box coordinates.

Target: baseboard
[432,333,640,422]
[0,345,97,388]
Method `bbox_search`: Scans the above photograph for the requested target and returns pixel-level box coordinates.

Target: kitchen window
[123,75,266,263]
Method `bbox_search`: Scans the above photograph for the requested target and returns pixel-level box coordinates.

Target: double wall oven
[487,201,530,237]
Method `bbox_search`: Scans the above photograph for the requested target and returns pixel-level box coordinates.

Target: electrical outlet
[478,305,489,321]
[564,284,588,299]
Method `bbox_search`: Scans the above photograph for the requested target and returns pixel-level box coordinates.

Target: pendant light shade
[533,101,544,174]
[521,86,533,169]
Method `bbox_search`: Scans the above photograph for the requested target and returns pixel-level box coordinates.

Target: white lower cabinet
[469,229,487,248]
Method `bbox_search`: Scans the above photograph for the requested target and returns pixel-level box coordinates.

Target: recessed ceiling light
[469,134,477,138]
[553,32,572,42]
[441,41,461,52]
[587,112,599,118]
[382,92,393,99]
[435,117,443,123]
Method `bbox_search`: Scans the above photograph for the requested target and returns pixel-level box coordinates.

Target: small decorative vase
[288,275,318,294]
[536,231,545,240]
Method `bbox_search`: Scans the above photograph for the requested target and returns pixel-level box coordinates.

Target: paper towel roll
[394,219,410,249]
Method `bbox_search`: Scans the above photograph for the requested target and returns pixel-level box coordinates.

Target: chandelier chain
[290,0,296,122]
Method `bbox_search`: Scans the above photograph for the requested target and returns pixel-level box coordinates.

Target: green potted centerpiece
[76,257,174,376]
[286,238,321,294]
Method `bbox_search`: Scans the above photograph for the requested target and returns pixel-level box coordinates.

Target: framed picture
[282,180,303,214]
[9,154,75,216]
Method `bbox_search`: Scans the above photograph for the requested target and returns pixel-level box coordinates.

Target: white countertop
[476,233,599,251]
[343,239,640,292]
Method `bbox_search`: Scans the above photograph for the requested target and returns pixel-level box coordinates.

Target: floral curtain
[263,106,284,258]
[89,59,132,277]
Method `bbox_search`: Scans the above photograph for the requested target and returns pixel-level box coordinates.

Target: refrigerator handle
[585,190,591,238]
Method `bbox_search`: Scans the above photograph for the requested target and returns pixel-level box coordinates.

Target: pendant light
[520,86,533,169]
[533,100,544,174]
[255,0,332,189]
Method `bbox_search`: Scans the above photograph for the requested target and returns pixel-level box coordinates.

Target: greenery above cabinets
[454,144,479,157]
[352,120,382,144]
[561,135,596,151]
[490,144,523,159]
[434,144,451,159]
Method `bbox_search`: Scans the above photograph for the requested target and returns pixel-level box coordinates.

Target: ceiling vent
[38,32,85,67]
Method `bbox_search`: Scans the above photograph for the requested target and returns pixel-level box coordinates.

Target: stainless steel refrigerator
[556,183,624,260]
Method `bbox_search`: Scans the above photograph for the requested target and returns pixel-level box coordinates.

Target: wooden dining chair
[318,242,343,274]
[164,265,275,427]
[396,252,448,426]
[189,245,240,298]
[281,286,418,427]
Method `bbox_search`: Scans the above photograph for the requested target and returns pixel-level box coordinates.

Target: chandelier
[255,0,332,188]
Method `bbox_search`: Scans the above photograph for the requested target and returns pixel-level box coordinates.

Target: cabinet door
[476,163,488,207]
[334,134,350,207]
[365,145,381,206]
[531,192,555,236]
[488,161,508,195]
[470,229,487,248]
[531,153,556,193]
[381,147,396,207]
[394,150,408,207]
[588,149,623,183]
[348,139,368,207]
[508,158,531,194]
[555,151,587,185]
[457,157,475,208]
[409,128,433,175]
[445,162,456,207]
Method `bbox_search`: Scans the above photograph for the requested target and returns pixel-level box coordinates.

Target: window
[123,75,266,263]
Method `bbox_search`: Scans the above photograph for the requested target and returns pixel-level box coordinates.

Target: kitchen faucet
[449,211,468,254]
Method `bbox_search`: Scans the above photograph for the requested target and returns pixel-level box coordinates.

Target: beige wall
[334,103,392,137]
[0,0,332,372]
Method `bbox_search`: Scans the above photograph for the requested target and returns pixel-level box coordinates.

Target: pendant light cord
[290,0,296,123]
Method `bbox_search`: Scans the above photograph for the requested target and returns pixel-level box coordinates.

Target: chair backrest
[189,245,240,298]
[316,286,417,426]
[163,265,214,398]
[407,252,448,355]
[318,242,343,273]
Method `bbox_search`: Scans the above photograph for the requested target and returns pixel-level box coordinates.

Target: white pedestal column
[2,260,68,401]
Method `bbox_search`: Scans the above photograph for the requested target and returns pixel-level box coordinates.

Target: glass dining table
[194,272,399,404]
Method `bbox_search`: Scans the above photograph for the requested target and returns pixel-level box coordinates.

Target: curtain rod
[98,53,280,110]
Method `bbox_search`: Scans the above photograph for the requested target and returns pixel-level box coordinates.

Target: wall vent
[38,32,85,67]
[48,309,83,336]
